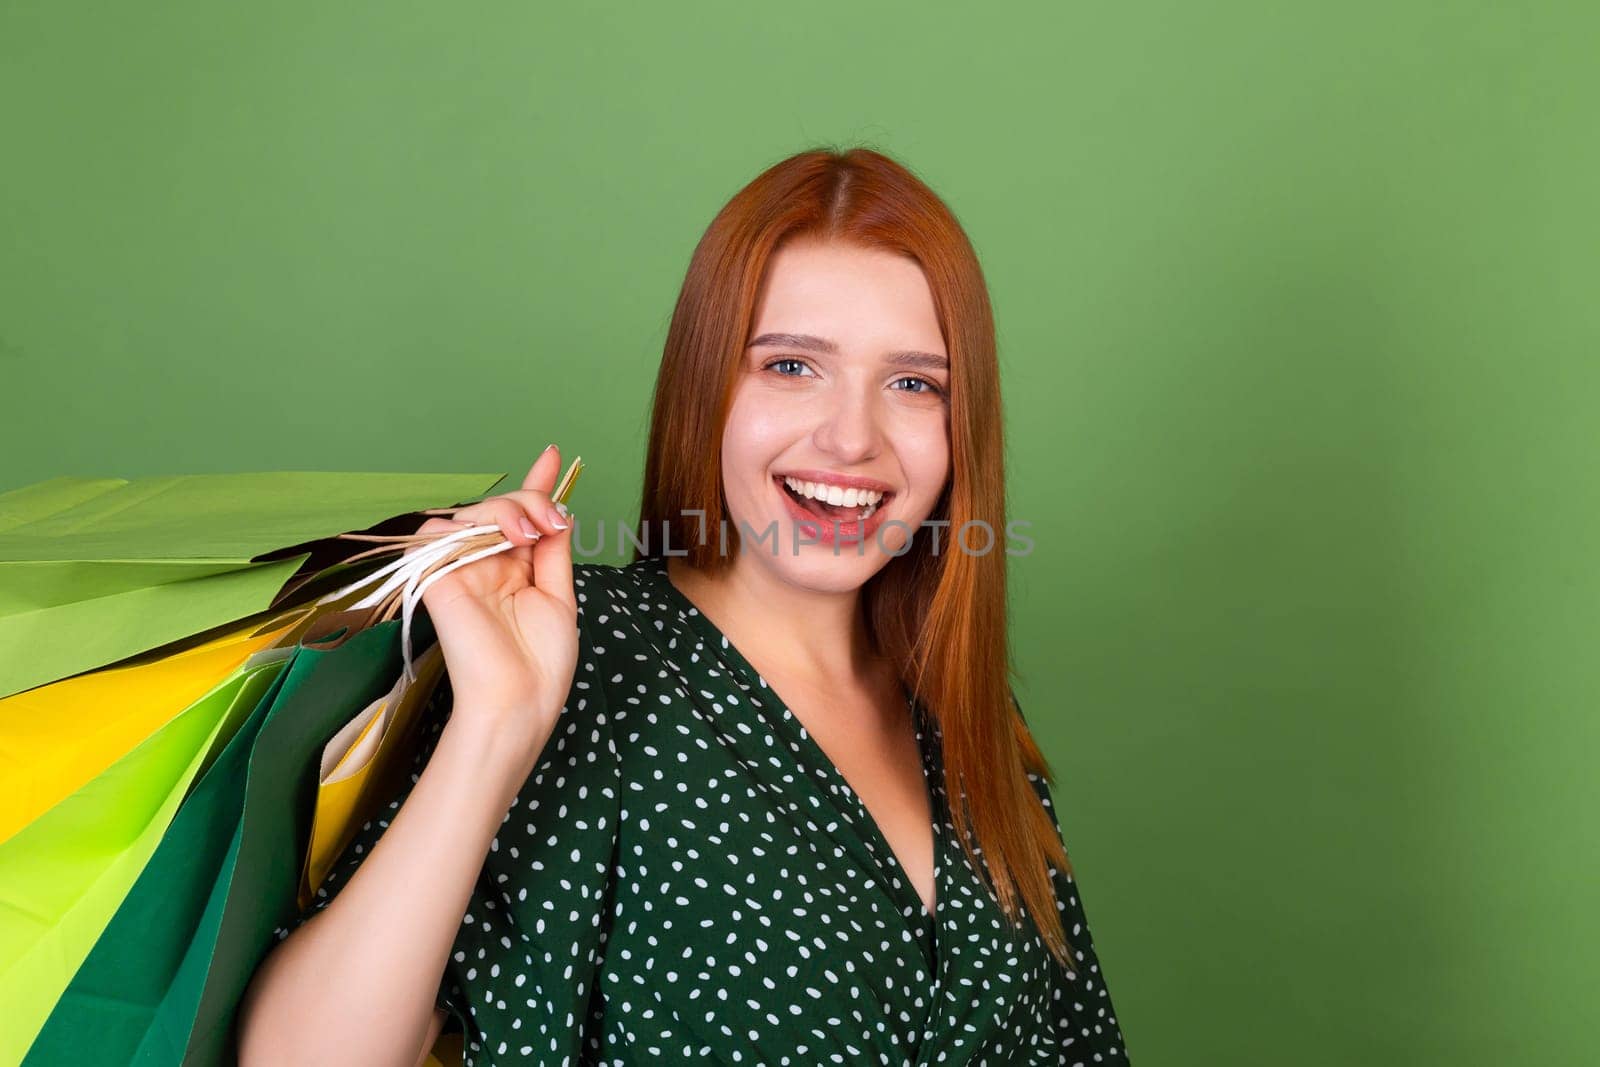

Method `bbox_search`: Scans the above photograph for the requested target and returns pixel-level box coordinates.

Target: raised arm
[237,446,581,1066]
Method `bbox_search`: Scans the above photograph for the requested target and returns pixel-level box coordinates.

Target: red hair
[634,146,1080,971]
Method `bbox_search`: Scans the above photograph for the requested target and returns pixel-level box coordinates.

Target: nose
[812,382,883,462]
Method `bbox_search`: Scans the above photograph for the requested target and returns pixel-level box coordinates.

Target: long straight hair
[633,146,1080,972]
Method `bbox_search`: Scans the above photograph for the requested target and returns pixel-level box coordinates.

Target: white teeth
[782,476,885,508]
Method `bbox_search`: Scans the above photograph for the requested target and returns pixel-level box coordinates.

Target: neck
[665,554,881,684]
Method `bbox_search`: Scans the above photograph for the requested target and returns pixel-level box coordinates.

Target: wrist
[437,705,551,800]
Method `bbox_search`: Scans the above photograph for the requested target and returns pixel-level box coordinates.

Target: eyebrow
[747,332,949,373]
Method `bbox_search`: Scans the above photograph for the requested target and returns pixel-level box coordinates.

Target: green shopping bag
[0,653,291,1066]
[23,609,438,1066]
[20,653,293,1066]
[0,471,501,698]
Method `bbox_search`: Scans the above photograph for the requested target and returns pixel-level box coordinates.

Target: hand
[405,444,579,770]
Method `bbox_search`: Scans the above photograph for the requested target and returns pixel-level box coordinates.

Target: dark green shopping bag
[23,610,441,1066]
[20,653,291,1065]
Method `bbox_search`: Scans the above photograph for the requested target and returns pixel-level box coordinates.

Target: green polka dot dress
[286,556,1129,1064]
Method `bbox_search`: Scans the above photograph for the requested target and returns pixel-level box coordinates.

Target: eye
[763,357,815,378]
[892,375,945,398]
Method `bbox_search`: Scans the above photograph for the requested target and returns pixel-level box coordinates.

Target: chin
[768,553,880,595]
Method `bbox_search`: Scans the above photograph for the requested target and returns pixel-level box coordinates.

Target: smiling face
[719,237,952,592]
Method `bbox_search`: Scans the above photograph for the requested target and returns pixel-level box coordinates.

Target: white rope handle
[314,521,526,682]
[316,523,497,609]
[396,537,517,682]
[309,448,583,684]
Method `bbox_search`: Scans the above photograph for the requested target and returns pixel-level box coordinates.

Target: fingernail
[554,501,570,519]
[543,442,557,453]
[518,516,538,538]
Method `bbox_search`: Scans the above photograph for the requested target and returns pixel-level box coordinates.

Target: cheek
[719,405,791,511]
[904,421,951,490]
[723,394,807,467]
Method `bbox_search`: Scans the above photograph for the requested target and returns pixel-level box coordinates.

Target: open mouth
[775,475,891,523]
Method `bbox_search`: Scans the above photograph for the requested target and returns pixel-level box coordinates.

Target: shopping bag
[138,612,434,1066]
[22,643,299,1065]
[0,652,292,1066]
[0,611,306,843]
[0,471,503,698]
[184,612,440,1066]
[424,1030,466,1067]
[299,640,447,910]
[13,459,583,1065]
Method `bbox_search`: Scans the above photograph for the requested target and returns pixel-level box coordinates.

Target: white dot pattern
[284,556,1129,1064]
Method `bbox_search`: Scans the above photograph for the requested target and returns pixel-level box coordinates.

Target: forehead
[752,240,946,355]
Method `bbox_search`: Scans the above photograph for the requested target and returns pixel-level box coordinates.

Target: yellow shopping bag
[0,610,309,843]
[0,652,291,1065]
[298,641,447,910]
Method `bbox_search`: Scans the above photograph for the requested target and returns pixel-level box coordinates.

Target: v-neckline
[641,557,944,937]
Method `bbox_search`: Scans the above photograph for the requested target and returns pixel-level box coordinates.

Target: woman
[239,147,1130,1065]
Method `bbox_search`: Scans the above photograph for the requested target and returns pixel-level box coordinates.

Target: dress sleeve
[1017,695,1133,1062]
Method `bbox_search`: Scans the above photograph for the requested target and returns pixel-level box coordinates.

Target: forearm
[237,715,541,1067]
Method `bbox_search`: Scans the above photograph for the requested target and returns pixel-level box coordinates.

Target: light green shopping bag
[0,471,504,699]
[0,652,292,1066]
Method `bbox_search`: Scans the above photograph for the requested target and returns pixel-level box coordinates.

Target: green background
[3,3,1596,1063]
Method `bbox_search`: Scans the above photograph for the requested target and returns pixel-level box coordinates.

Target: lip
[772,474,895,549]
[775,469,896,495]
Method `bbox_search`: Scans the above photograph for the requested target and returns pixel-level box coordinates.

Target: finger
[462,487,568,535]
[523,444,562,495]
[530,500,576,614]
[477,499,550,546]
[443,497,532,540]
[414,516,467,536]
[431,445,559,524]
[503,538,537,570]
[403,516,469,560]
